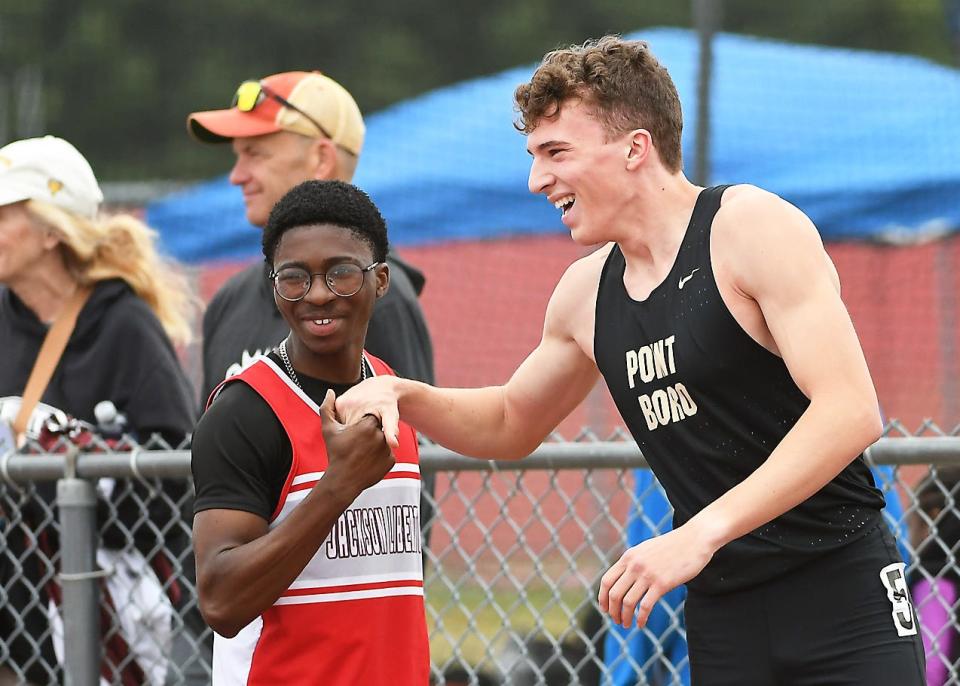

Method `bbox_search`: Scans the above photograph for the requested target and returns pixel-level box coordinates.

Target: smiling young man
[188,70,437,581]
[190,181,429,685]
[337,37,925,684]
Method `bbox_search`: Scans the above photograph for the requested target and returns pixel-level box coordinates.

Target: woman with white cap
[0,136,199,685]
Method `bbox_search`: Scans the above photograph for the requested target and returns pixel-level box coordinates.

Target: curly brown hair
[514,36,684,172]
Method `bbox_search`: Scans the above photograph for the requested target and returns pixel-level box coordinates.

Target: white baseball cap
[0,136,103,219]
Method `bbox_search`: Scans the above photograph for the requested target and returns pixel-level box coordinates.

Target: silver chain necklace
[278,338,366,389]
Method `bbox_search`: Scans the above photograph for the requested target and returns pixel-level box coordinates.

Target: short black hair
[262,180,389,264]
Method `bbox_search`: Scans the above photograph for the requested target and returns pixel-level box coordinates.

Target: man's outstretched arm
[338,258,601,459]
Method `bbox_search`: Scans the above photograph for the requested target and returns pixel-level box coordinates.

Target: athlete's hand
[319,389,394,500]
[599,524,715,628]
[336,376,402,449]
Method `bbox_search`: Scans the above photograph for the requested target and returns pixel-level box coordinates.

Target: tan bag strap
[12,286,92,441]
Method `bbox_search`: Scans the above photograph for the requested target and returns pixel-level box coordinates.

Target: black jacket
[200,252,434,404]
[0,279,197,684]
[0,279,195,442]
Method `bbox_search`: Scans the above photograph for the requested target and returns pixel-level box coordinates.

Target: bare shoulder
[715,184,823,249]
[543,244,613,353]
[713,185,834,298]
[549,245,612,318]
[565,243,614,281]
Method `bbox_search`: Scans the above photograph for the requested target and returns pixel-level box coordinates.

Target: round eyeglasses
[269,262,380,301]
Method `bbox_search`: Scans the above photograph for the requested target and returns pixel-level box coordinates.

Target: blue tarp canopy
[147,28,960,263]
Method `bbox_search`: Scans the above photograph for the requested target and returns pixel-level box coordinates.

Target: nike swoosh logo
[678,268,700,289]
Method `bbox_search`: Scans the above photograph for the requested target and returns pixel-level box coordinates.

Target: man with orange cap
[187,71,434,403]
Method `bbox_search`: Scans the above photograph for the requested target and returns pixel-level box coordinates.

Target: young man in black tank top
[337,37,924,685]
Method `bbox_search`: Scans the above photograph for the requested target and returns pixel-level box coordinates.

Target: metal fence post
[692,0,722,187]
[57,446,101,686]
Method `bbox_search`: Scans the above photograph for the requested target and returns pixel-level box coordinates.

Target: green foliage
[0,0,953,181]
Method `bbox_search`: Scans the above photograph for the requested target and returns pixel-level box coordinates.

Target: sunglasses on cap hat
[232,80,333,140]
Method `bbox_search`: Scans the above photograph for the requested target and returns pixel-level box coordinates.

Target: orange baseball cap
[187,71,365,156]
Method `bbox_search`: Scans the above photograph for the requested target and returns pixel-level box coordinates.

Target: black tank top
[594,185,884,594]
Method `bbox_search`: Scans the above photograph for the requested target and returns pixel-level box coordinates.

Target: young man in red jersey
[192,181,429,685]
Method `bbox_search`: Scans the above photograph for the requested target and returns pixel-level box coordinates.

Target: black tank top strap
[693,184,731,223]
[598,241,624,298]
[684,184,732,250]
[670,184,731,285]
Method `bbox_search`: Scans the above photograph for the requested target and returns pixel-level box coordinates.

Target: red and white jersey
[212,353,430,685]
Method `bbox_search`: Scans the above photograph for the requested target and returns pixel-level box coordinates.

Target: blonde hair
[26,200,198,346]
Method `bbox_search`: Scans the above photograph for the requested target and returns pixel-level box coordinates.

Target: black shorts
[685,523,925,686]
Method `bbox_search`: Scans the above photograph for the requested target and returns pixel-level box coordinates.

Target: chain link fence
[1,426,959,685]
